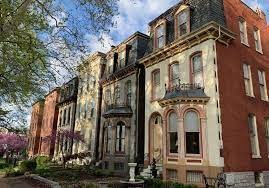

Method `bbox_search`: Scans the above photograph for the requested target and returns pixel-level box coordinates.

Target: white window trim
[239,19,249,46]
[244,64,255,97]
[254,29,263,54]
[251,115,261,158]
[258,70,268,101]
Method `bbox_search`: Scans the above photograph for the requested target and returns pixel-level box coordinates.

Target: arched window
[152,69,160,100]
[126,81,132,106]
[156,24,165,48]
[184,111,200,155]
[170,63,180,87]
[105,89,111,104]
[116,122,125,152]
[168,112,178,154]
[191,53,203,87]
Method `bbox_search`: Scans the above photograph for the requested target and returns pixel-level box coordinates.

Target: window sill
[255,183,264,187]
[261,98,269,102]
[256,50,263,55]
[252,155,262,159]
[150,98,161,103]
[241,42,250,47]
[246,94,255,98]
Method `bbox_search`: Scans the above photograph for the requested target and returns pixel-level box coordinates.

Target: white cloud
[85,34,115,53]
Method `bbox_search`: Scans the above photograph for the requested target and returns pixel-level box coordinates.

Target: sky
[87,0,269,53]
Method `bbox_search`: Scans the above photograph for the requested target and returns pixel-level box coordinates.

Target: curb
[25,173,61,188]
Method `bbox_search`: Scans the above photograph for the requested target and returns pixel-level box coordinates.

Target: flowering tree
[0,133,27,164]
[44,130,84,168]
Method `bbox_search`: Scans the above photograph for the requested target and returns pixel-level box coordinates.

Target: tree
[0,133,27,164]
[0,0,119,128]
[44,130,84,168]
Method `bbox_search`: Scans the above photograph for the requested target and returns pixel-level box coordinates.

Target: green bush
[0,163,9,169]
[35,156,50,169]
[5,167,24,177]
[20,160,37,172]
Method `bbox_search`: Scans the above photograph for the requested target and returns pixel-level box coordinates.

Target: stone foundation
[263,171,269,187]
[225,172,255,188]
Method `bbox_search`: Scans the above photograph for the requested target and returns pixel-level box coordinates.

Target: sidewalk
[0,176,36,188]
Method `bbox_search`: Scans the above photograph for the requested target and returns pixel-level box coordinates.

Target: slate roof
[162,88,209,100]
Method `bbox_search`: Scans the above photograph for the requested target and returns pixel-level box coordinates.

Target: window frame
[190,52,204,88]
[126,80,132,106]
[169,62,180,88]
[175,8,190,38]
[243,64,254,97]
[154,22,166,49]
[264,118,269,158]
[115,122,126,153]
[167,111,178,156]
[151,69,161,101]
[254,27,263,53]
[239,17,249,45]
[118,50,126,69]
[258,70,268,101]
[114,86,120,105]
[184,110,202,157]
[248,114,261,158]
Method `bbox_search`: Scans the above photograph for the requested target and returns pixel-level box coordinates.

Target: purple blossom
[0,133,27,154]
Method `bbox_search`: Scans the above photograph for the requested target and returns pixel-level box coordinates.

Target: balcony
[158,82,210,107]
[103,102,132,118]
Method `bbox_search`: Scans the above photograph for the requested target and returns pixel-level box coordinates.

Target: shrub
[35,156,50,169]
[5,167,24,177]
[20,160,37,172]
[0,163,9,169]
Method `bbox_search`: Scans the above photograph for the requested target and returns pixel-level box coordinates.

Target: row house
[54,77,78,161]
[28,100,44,158]
[38,88,60,157]
[73,52,106,162]
[98,32,149,174]
[140,0,269,187]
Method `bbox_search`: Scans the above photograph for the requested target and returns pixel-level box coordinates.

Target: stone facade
[38,88,60,157]
[73,52,106,163]
[54,77,78,161]
[98,32,149,175]
[27,100,44,158]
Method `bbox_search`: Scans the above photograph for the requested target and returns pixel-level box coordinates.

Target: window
[264,119,269,156]
[90,101,95,117]
[116,122,125,152]
[76,103,81,119]
[114,162,124,171]
[114,87,120,104]
[177,10,188,36]
[67,107,71,124]
[168,112,178,154]
[170,63,180,87]
[152,70,160,100]
[191,53,203,87]
[119,51,125,68]
[84,101,88,119]
[239,18,248,45]
[258,70,268,100]
[105,89,111,104]
[184,111,200,155]
[107,58,113,74]
[243,64,254,96]
[126,81,131,106]
[156,24,165,48]
[63,109,66,125]
[186,171,203,183]
[167,169,177,181]
[254,172,264,186]
[254,28,262,52]
[248,114,260,157]
[106,126,112,153]
[59,110,62,127]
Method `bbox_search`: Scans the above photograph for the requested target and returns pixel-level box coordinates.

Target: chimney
[256,8,267,24]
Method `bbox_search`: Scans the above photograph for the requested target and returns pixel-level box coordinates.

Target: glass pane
[178,11,187,24]
[171,64,179,81]
[179,23,187,35]
[186,132,200,154]
[169,112,178,132]
[244,80,251,95]
[260,86,266,99]
[243,64,249,79]
[258,71,264,85]
[154,71,160,85]
[194,72,203,87]
[121,126,125,138]
[157,25,164,37]
[192,55,202,72]
[158,36,164,48]
[185,111,199,132]
[121,139,125,152]
[170,132,178,153]
[116,139,120,151]
[116,126,120,138]
[248,115,255,135]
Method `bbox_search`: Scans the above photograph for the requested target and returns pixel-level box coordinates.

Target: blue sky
[87,0,269,53]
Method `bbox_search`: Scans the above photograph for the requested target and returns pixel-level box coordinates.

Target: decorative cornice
[140,22,236,68]
[158,97,210,108]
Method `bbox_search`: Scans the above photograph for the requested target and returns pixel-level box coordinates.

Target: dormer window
[178,10,188,36]
[156,24,165,48]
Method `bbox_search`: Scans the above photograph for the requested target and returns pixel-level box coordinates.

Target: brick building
[38,88,60,157]
[27,100,44,158]
[140,0,269,186]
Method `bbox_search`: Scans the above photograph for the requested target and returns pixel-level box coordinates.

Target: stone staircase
[140,164,163,178]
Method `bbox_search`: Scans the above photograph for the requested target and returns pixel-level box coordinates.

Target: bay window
[185,111,200,155]
[168,112,178,154]
[191,53,203,87]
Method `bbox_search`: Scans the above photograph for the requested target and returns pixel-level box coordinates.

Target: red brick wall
[217,0,269,172]
[28,101,44,157]
[39,89,59,157]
